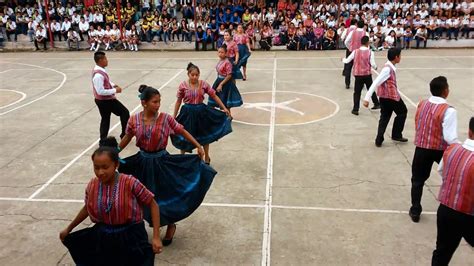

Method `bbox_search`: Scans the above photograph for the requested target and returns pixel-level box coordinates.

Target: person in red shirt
[60,137,162,265]
[432,117,474,265]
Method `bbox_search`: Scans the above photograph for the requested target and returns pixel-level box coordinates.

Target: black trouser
[34,38,47,49]
[410,147,444,215]
[376,98,407,144]
[432,204,474,266]
[353,75,379,111]
[94,99,130,142]
[343,48,353,87]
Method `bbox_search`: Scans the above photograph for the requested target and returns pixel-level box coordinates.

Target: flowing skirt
[229,56,243,80]
[119,151,216,226]
[208,77,243,108]
[171,103,232,151]
[237,44,251,67]
[63,222,154,266]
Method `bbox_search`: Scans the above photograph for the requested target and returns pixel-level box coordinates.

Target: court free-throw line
[0,62,67,116]
[0,197,438,215]
[261,58,277,266]
[27,70,184,200]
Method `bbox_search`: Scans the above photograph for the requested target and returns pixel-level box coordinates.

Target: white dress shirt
[342,46,377,70]
[364,61,397,101]
[93,65,116,96]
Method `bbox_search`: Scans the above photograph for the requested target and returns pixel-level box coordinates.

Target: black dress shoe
[371,104,381,110]
[163,224,176,246]
[392,137,408,142]
[351,110,359,116]
[409,210,420,223]
[375,140,382,147]
[345,85,350,89]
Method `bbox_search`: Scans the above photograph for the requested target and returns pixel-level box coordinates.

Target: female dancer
[233,25,252,80]
[171,63,232,164]
[223,29,243,80]
[119,85,216,246]
[60,137,161,265]
[208,45,243,109]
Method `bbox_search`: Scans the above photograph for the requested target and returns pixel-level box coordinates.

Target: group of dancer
[58,30,251,265]
[342,19,473,265]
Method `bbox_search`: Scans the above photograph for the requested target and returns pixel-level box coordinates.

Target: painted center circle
[232,91,339,126]
[0,90,24,108]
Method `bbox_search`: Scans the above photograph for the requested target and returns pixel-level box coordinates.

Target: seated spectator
[323,27,336,50]
[181,19,191,42]
[204,28,216,50]
[5,18,17,41]
[150,18,163,43]
[384,30,396,48]
[195,26,205,51]
[34,25,47,51]
[67,28,80,50]
[140,18,151,42]
[460,14,471,38]
[447,16,461,40]
[415,24,428,48]
[61,17,72,40]
[51,19,62,41]
[78,17,89,41]
[259,22,273,50]
[170,18,180,41]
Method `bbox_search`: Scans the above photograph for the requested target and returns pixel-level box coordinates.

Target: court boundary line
[261,58,277,266]
[0,62,67,116]
[27,70,184,200]
[1,55,473,61]
[0,89,27,109]
[0,197,437,215]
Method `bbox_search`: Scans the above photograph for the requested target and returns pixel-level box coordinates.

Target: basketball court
[0,49,473,265]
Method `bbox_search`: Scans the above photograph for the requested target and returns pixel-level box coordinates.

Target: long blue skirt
[237,44,251,67]
[208,77,243,108]
[171,103,232,151]
[229,56,243,80]
[63,222,154,266]
[119,151,216,226]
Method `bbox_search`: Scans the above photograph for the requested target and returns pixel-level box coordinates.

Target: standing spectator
[34,24,47,51]
[403,26,413,49]
[67,28,80,50]
[415,25,428,48]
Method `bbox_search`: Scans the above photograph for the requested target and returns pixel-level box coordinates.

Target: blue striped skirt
[119,150,216,226]
[237,44,251,67]
[63,222,154,266]
[229,56,243,80]
[208,76,243,109]
[171,103,232,151]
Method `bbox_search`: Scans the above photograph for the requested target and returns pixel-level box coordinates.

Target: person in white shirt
[88,25,99,51]
[436,16,448,38]
[363,0,373,11]
[383,0,394,11]
[71,11,81,27]
[417,6,429,19]
[460,14,471,38]
[93,10,104,28]
[27,17,36,41]
[442,0,454,18]
[460,0,473,15]
[447,17,460,40]
[94,25,105,51]
[415,25,428,48]
[91,51,129,144]
[50,19,61,41]
[78,17,89,41]
[394,23,404,47]
[67,28,80,50]
[34,25,47,50]
[103,25,114,50]
[403,26,413,49]
[5,18,17,41]
[349,0,360,11]
[61,17,72,40]
[56,4,65,20]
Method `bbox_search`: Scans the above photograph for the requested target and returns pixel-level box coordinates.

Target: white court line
[0,197,438,215]
[372,69,418,108]
[0,62,67,116]
[233,90,340,127]
[27,70,184,200]
[0,89,27,109]
[0,69,13,74]
[261,58,277,266]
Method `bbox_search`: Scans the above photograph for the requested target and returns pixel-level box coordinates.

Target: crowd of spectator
[0,0,473,51]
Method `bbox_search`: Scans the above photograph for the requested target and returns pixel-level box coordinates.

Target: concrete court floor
[0,49,473,265]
